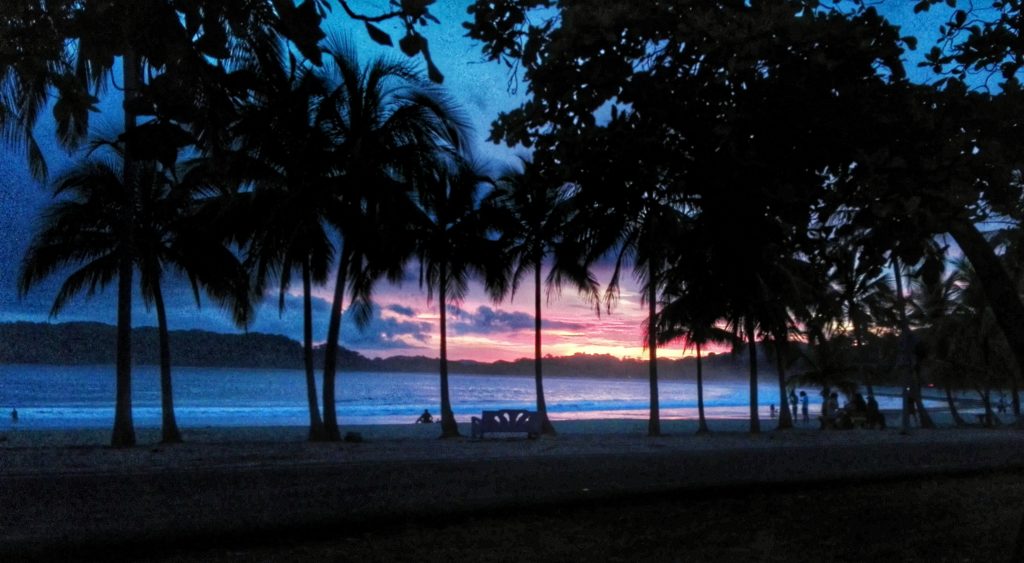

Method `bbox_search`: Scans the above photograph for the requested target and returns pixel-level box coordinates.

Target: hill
[0,321,771,379]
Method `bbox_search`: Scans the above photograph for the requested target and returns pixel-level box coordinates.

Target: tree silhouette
[485,157,599,435]
[315,41,467,440]
[224,43,338,441]
[20,144,250,445]
[409,154,508,438]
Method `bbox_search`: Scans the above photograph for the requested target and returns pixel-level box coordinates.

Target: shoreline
[0,411,1009,475]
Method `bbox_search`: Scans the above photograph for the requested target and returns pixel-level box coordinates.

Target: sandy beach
[3,416,1024,560]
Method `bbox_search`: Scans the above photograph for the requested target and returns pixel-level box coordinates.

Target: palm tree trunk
[746,315,760,434]
[892,256,913,435]
[1012,377,1021,424]
[152,277,182,444]
[774,336,793,430]
[981,388,997,427]
[696,342,709,434]
[852,315,874,396]
[302,260,326,441]
[892,254,934,430]
[948,220,1024,393]
[111,47,141,449]
[647,260,660,437]
[111,252,136,448]
[534,255,555,435]
[913,363,936,428]
[439,261,460,438]
[944,385,967,427]
[322,249,349,442]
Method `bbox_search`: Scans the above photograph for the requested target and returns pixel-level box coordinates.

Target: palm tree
[814,233,894,396]
[7,2,318,449]
[222,45,339,441]
[137,161,253,444]
[314,41,468,441]
[19,155,139,447]
[891,252,937,430]
[19,143,250,446]
[484,157,599,435]
[410,154,508,438]
[655,276,736,434]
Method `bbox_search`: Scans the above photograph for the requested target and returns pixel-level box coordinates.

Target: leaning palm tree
[137,161,254,444]
[410,154,509,438]
[314,40,469,441]
[484,157,599,435]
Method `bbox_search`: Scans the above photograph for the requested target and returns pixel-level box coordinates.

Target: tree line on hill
[0,321,782,380]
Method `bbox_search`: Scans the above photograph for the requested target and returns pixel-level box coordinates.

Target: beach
[4,416,1024,560]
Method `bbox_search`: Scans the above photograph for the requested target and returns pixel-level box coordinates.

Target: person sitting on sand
[820,392,842,429]
[415,409,433,424]
[853,393,868,414]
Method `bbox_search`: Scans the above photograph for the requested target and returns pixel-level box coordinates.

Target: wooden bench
[471,409,541,439]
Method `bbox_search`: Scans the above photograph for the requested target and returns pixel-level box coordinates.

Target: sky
[0,1,954,362]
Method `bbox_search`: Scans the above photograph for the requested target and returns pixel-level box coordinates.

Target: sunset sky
[0,1,945,362]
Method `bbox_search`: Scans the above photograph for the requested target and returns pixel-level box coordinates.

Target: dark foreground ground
[5,425,1024,562]
[155,470,1024,563]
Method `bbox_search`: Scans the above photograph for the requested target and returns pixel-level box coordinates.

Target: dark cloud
[341,302,432,349]
[385,303,417,317]
[448,305,581,336]
[9,267,433,352]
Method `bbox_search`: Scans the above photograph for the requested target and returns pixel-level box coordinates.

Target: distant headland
[0,321,763,380]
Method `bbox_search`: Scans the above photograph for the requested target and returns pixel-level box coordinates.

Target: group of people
[820,389,886,430]
[777,390,811,423]
[770,391,813,423]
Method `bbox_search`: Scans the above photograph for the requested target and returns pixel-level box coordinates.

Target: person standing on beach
[789,390,798,420]
[800,391,809,423]
[10,408,17,424]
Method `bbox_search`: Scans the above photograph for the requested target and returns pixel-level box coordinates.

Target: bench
[471,409,541,439]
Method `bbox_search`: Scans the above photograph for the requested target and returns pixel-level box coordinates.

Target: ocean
[0,364,910,430]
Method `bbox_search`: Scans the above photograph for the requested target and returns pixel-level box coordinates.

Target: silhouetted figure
[853,393,868,414]
[906,392,918,426]
[866,394,885,429]
[415,409,433,424]
[800,391,809,423]
[821,392,842,429]
[789,390,798,420]
[10,408,17,424]
[769,404,776,419]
